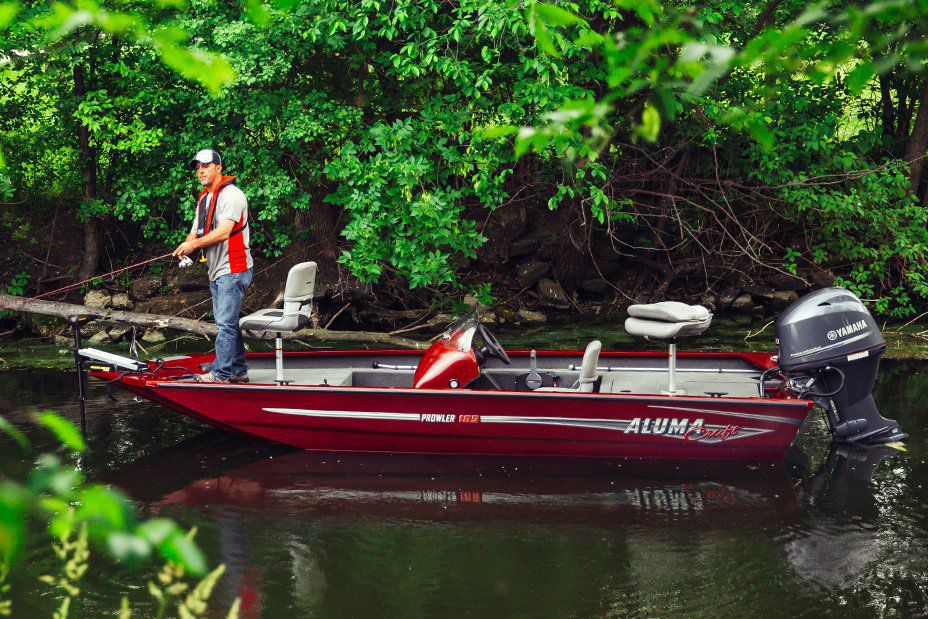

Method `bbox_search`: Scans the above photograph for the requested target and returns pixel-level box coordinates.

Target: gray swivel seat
[536,340,602,392]
[624,301,712,395]
[240,261,317,384]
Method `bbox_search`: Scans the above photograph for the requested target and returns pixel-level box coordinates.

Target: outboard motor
[775,287,906,444]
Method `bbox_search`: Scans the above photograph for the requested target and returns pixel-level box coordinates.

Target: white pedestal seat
[624,301,712,395]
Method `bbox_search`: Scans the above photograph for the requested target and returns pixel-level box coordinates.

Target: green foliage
[0,564,9,616]
[0,272,29,319]
[0,173,11,201]
[38,522,89,619]
[325,118,488,287]
[4,0,928,312]
[507,0,928,315]
[11,1,234,96]
[146,534,224,619]
[0,0,235,169]
[736,78,928,316]
[36,412,86,453]
[469,282,495,308]
[1,272,28,297]
[0,411,234,617]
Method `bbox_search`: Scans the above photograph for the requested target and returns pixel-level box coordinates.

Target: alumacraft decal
[647,404,802,425]
[261,409,769,443]
[483,416,768,443]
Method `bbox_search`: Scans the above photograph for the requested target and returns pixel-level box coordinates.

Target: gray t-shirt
[190,184,253,281]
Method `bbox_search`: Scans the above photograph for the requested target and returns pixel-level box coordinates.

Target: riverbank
[2,316,928,371]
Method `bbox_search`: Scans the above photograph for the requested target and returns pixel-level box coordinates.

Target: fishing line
[33,252,175,299]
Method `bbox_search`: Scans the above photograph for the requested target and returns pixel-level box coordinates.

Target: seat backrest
[578,340,602,392]
[283,262,317,316]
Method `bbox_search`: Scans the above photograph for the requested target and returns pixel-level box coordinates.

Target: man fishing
[172,149,253,383]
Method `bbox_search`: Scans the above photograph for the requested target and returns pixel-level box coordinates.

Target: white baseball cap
[189,149,222,169]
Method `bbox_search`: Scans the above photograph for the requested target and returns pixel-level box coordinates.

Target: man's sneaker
[195,371,231,383]
[229,373,249,384]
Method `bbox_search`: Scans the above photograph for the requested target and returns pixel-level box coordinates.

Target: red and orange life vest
[194,175,250,273]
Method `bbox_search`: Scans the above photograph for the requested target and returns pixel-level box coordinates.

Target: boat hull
[110,377,810,462]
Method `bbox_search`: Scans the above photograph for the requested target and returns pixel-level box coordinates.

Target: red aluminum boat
[79,265,906,462]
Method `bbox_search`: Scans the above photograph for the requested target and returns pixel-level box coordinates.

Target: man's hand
[173,241,197,258]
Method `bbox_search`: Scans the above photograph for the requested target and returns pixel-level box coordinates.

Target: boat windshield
[438,312,479,352]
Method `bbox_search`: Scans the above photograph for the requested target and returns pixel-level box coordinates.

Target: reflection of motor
[774,287,906,444]
[785,442,902,588]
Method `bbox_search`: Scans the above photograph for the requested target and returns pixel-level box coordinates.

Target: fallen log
[0,294,428,349]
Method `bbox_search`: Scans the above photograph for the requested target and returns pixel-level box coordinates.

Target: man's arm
[172,220,235,258]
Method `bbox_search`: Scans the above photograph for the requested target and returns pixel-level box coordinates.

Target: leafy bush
[0,412,237,618]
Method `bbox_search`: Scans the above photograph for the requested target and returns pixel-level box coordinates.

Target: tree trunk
[878,74,896,148]
[551,205,590,293]
[297,197,341,279]
[0,294,427,349]
[749,0,784,38]
[74,61,101,280]
[897,90,911,146]
[904,80,928,199]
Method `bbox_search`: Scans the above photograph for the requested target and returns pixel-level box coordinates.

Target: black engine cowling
[776,287,906,444]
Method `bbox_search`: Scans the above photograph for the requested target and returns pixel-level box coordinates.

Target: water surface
[0,362,926,618]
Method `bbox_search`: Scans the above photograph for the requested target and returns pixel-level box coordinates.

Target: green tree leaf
[535,4,582,28]
[106,531,152,567]
[478,124,519,139]
[35,412,86,453]
[635,102,661,142]
[0,414,29,451]
[846,60,874,94]
[161,531,207,576]
[532,16,559,56]
[0,481,27,565]
[0,2,19,29]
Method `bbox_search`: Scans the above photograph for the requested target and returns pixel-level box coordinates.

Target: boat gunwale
[143,378,811,409]
[240,348,777,362]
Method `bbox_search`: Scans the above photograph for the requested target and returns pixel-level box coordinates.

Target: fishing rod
[30,251,193,436]
[33,252,189,299]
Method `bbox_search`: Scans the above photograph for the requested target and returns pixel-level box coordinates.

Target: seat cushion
[240,308,306,333]
[624,316,712,340]
[627,301,710,323]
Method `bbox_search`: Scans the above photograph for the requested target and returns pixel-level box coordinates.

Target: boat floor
[202,354,765,399]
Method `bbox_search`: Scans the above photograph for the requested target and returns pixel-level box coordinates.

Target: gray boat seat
[625,301,712,340]
[536,340,601,393]
[240,262,317,334]
[624,301,712,396]
[239,261,317,385]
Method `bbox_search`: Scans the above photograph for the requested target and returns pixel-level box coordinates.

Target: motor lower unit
[775,287,905,443]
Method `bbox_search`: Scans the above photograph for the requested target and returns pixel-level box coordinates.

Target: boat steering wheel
[476,323,511,365]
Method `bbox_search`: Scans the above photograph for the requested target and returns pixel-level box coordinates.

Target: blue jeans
[209,269,253,378]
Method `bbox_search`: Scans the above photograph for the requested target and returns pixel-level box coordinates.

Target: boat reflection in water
[785,443,906,589]
[108,435,903,617]
[114,432,798,521]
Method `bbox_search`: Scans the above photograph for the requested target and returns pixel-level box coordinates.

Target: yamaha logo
[826,320,867,342]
